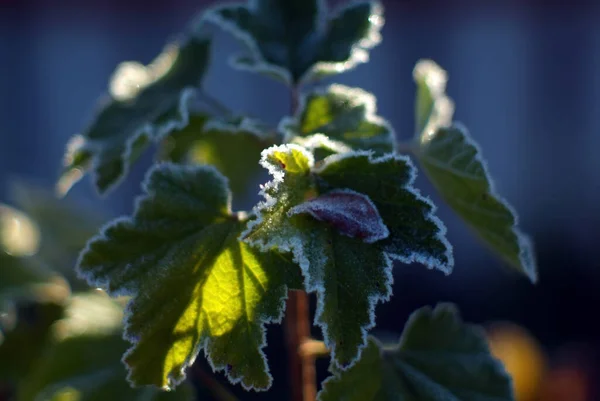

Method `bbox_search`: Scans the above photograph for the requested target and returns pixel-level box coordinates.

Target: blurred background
[0,0,599,400]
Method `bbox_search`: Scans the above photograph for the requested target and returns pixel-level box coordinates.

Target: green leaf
[415,125,537,282]
[57,35,211,196]
[413,59,455,137]
[159,115,277,201]
[0,301,65,387]
[0,204,69,305]
[319,303,515,401]
[16,292,194,401]
[205,0,384,84]
[76,164,302,391]
[412,60,537,282]
[243,145,452,368]
[283,85,395,155]
[8,181,106,291]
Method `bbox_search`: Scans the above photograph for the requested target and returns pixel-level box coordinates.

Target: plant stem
[285,85,317,401]
[285,291,316,401]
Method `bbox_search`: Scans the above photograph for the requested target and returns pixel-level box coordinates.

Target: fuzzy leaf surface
[205,0,383,84]
[319,304,515,401]
[57,36,211,195]
[160,115,276,201]
[244,145,452,368]
[415,124,537,282]
[17,293,194,401]
[77,163,302,390]
[283,85,394,154]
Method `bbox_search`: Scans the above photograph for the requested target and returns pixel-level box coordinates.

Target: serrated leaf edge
[315,150,454,273]
[76,163,293,390]
[280,83,395,152]
[303,0,384,84]
[204,0,384,85]
[244,145,453,371]
[418,123,537,283]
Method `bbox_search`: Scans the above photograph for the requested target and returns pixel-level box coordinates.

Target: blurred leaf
[57,35,211,196]
[0,301,65,387]
[0,204,69,304]
[412,59,454,137]
[413,60,537,282]
[283,85,394,155]
[76,164,302,390]
[414,125,537,282]
[319,304,515,401]
[159,115,276,201]
[17,292,194,401]
[205,0,383,84]
[244,145,452,368]
[9,181,106,291]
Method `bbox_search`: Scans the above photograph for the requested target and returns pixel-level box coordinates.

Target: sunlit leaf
[16,292,194,401]
[76,164,302,390]
[413,59,454,137]
[160,115,277,201]
[319,304,515,401]
[205,0,384,84]
[283,85,394,155]
[243,145,452,368]
[413,60,537,282]
[57,35,211,196]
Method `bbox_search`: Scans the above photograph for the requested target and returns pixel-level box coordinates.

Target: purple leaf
[288,189,389,243]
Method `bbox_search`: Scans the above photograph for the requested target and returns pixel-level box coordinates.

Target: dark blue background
[1,0,598,399]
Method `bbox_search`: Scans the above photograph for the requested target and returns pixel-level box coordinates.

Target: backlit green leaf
[283,85,395,155]
[57,36,211,196]
[319,303,515,401]
[243,145,452,368]
[160,115,278,201]
[412,60,537,282]
[16,292,194,401]
[205,0,383,84]
[413,59,454,137]
[77,164,302,390]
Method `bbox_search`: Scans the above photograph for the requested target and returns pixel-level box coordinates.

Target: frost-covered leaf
[319,303,515,401]
[413,59,454,137]
[282,85,394,154]
[205,0,383,84]
[288,189,389,243]
[57,36,211,196]
[77,164,302,390]
[160,115,277,201]
[244,145,452,368]
[413,60,536,282]
[16,292,194,401]
[415,125,537,282]
[8,181,105,291]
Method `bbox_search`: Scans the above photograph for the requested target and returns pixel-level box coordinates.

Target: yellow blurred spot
[0,205,40,256]
[486,323,546,401]
[50,387,82,401]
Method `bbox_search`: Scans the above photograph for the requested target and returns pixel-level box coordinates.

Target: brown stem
[285,290,316,401]
[285,84,316,401]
